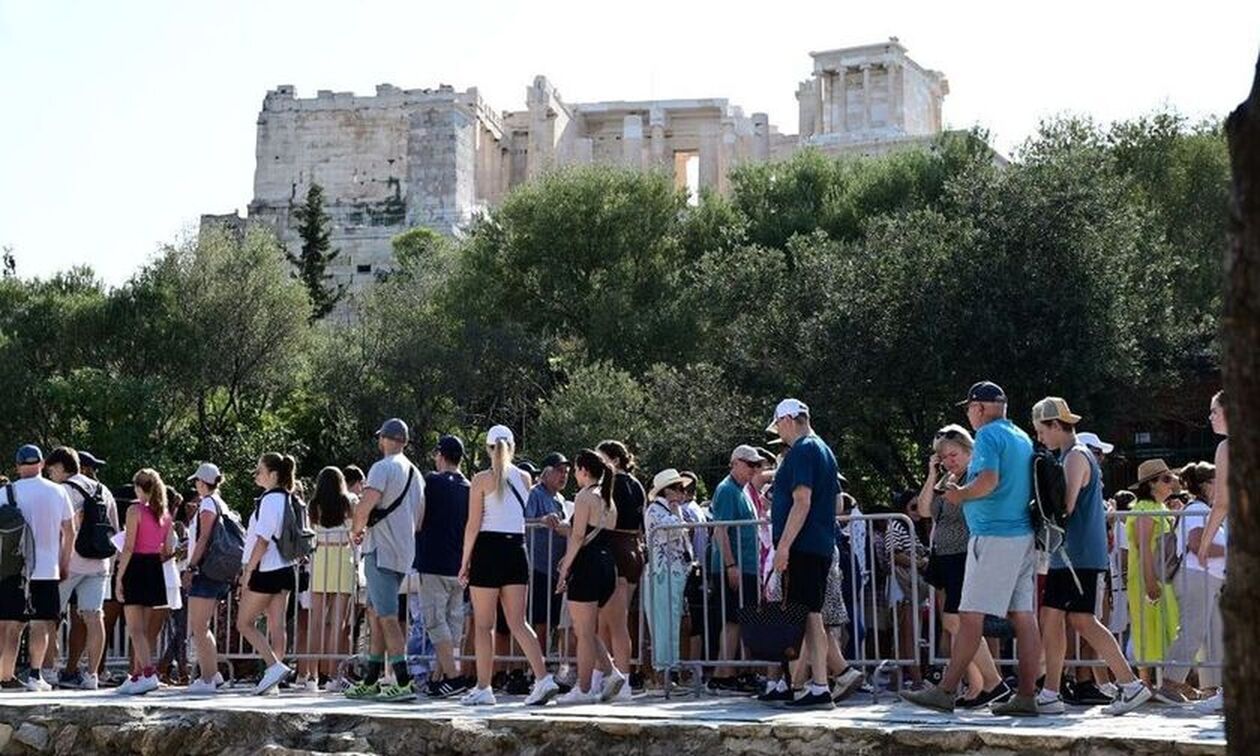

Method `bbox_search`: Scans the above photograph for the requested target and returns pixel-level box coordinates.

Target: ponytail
[260,452,297,492]
[575,448,614,507]
[490,438,513,493]
[596,439,636,473]
[132,468,168,520]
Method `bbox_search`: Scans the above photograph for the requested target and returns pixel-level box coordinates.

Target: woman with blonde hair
[915,425,1008,707]
[114,469,173,695]
[458,425,558,706]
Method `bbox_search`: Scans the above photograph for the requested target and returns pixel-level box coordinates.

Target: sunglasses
[935,429,965,440]
[1158,474,1178,484]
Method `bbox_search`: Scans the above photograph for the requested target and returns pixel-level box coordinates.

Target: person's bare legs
[599,578,634,677]
[187,597,218,683]
[470,587,499,689]
[1067,612,1138,685]
[500,585,547,680]
[66,611,87,673]
[570,601,599,692]
[1009,610,1041,697]
[27,621,54,681]
[122,607,153,676]
[235,591,281,667]
[1041,606,1069,693]
[939,612,984,693]
[0,622,22,679]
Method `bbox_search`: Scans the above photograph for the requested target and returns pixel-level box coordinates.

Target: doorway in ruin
[673,150,700,205]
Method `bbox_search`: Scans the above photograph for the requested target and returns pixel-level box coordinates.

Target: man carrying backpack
[1030,398,1152,715]
[0,445,75,691]
[348,418,425,702]
[44,447,118,690]
[902,382,1042,716]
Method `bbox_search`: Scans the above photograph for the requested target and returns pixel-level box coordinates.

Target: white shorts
[957,534,1037,617]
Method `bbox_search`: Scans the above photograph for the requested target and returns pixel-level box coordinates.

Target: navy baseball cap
[375,417,409,442]
[434,434,465,463]
[540,452,570,469]
[15,444,43,465]
[956,381,1007,406]
[79,450,107,468]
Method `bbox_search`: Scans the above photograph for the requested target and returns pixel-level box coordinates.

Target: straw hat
[1128,458,1174,490]
[649,468,688,499]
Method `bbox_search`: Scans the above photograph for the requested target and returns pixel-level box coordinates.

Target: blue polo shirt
[964,419,1034,536]
[771,434,840,557]
[709,476,760,575]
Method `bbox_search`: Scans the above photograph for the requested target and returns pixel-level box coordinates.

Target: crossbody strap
[367,465,415,528]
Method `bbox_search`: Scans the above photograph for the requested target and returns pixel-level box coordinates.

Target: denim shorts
[364,551,404,617]
[59,573,108,614]
[188,572,232,601]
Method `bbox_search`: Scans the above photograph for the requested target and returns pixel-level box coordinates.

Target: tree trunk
[1222,53,1260,752]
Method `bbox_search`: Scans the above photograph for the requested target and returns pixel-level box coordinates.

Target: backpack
[65,479,117,560]
[1030,447,1082,594]
[0,485,34,583]
[270,490,316,563]
[199,495,246,583]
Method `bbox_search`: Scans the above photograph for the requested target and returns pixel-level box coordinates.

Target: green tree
[290,183,346,320]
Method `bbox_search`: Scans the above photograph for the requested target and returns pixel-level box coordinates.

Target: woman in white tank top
[458,425,557,706]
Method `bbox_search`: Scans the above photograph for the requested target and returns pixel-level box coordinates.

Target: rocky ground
[0,687,1226,755]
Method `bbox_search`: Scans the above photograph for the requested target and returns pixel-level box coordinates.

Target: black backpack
[0,485,33,582]
[1030,446,1082,594]
[65,480,117,560]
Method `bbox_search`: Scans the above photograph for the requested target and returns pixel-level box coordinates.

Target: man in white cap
[707,445,764,689]
[766,399,857,709]
[348,417,425,702]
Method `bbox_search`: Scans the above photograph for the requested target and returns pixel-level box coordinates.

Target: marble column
[813,77,824,136]
[649,109,666,167]
[837,67,848,134]
[861,64,872,131]
[888,63,903,129]
[622,114,643,169]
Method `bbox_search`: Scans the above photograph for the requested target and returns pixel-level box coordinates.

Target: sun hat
[649,468,689,499]
[1129,458,1175,491]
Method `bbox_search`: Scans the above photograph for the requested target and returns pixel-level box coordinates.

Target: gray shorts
[59,573,108,614]
[419,573,464,646]
[957,534,1037,617]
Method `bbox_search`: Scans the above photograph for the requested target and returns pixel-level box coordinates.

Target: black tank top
[612,472,646,532]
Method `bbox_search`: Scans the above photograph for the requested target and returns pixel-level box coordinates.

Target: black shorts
[931,552,968,615]
[469,532,530,589]
[1042,568,1104,614]
[0,578,60,621]
[122,554,169,607]
[607,531,644,584]
[530,570,563,626]
[711,572,761,624]
[566,545,616,607]
[248,566,298,596]
[786,549,832,614]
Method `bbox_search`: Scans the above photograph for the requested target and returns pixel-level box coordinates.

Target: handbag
[738,574,809,662]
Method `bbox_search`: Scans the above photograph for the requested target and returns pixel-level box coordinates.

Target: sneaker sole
[832,676,864,703]
[600,677,627,703]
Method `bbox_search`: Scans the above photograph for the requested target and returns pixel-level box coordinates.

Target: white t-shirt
[243,490,297,573]
[1179,500,1226,579]
[64,474,119,577]
[9,476,74,580]
[187,494,222,561]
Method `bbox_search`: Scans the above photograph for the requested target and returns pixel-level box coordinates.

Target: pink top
[134,505,172,555]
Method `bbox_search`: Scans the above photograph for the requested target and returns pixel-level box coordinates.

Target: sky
[2,0,1258,285]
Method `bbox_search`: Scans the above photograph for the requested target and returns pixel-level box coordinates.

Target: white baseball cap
[730,445,764,464]
[187,462,223,485]
[766,398,810,433]
[1077,432,1114,455]
[486,425,516,447]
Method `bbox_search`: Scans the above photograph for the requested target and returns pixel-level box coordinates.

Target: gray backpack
[269,490,316,563]
[0,485,33,583]
[199,496,245,583]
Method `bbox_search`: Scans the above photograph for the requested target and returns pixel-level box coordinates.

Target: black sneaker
[706,676,739,694]
[958,681,1013,709]
[431,676,471,699]
[785,688,835,710]
[1059,677,1079,705]
[735,673,763,694]
[505,670,533,696]
[629,671,644,691]
[1071,680,1114,706]
[491,671,508,692]
[0,678,27,692]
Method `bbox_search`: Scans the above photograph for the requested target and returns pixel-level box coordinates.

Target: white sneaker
[556,687,598,705]
[81,673,100,691]
[213,671,226,688]
[115,676,137,695]
[253,662,292,695]
[524,674,560,706]
[131,675,159,695]
[1194,690,1224,714]
[600,670,627,703]
[1098,682,1118,700]
[187,678,218,695]
[612,683,633,702]
[295,676,318,694]
[1103,682,1153,716]
[24,676,52,692]
[1036,691,1065,714]
[323,677,350,693]
[831,667,864,703]
[459,686,497,706]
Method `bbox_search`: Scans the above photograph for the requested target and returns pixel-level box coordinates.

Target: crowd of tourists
[0,382,1230,719]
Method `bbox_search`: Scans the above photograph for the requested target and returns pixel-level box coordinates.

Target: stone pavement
[0,685,1226,755]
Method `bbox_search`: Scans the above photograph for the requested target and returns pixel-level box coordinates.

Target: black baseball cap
[517,460,541,477]
[540,452,570,469]
[956,381,1007,406]
[79,450,108,469]
[434,435,465,463]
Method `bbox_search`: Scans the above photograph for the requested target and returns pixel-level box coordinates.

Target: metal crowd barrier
[924,508,1224,684]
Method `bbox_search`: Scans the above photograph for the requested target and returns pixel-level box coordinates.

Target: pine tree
[289,183,346,320]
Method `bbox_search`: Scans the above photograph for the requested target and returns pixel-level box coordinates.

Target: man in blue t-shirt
[903,381,1042,716]
[416,435,470,698]
[767,399,861,709]
[1031,397,1150,716]
[524,452,570,647]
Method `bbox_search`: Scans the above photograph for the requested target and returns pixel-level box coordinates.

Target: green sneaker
[375,681,416,702]
[344,681,380,699]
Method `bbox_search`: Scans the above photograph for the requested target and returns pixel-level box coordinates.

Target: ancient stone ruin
[202,38,947,294]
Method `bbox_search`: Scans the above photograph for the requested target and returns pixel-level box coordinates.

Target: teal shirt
[709,476,759,575]
[963,418,1034,536]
